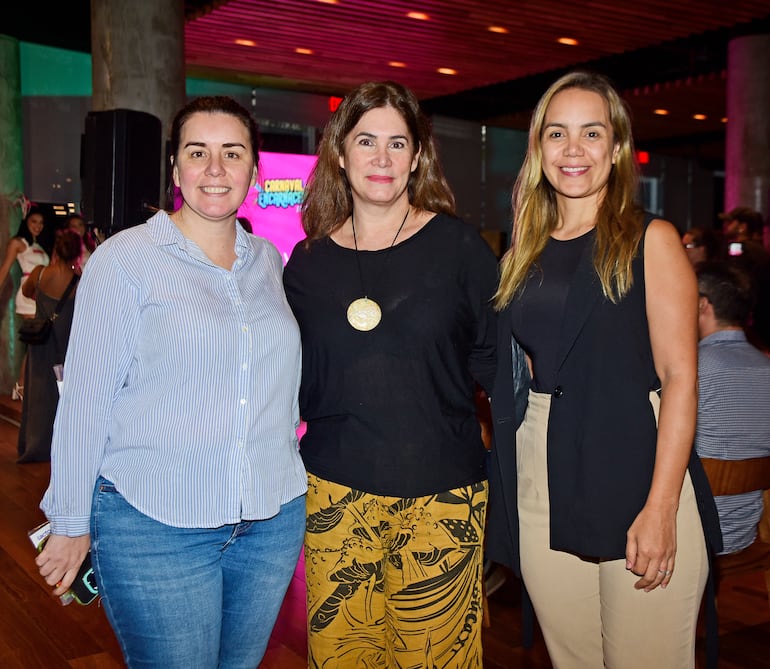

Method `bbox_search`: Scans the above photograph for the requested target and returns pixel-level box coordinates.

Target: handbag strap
[50,274,80,321]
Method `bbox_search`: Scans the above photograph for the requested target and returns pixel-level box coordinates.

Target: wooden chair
[700,456,770,608]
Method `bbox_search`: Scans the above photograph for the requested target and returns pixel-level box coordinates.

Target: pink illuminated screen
[238,151,316,264]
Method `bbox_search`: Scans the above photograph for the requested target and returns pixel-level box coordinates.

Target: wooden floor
[1,392,768,668]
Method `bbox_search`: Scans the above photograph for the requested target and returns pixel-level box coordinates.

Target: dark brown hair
[301,81,455,241]
[165,96,260,205]
[696,261,754,326]
[54,230,83,264]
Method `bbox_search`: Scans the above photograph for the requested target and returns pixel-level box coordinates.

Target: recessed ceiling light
[693,113,707,121]
[557,37,579,46]
[488,26,509,34]
[295,47,314,55]
[407,11,430,20]
[389,61,407,68]
[234,39,257,47]
[653,108,669,116]
[437,67,457,75]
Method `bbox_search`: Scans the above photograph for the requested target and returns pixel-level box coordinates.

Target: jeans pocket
[91,478,118,544]
[97,477,116,493]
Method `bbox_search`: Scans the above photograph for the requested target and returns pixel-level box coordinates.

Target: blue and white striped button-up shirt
[42,211,306,536]
[695,329,770,554]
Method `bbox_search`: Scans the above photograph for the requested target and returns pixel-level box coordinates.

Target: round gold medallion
[347,297,381,331]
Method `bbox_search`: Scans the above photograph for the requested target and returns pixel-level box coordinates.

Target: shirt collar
[699,329,747,348]
[147,209,252,267]
[147,210,184,247]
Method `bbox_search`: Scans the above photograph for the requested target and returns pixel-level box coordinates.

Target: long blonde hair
[495,71,643,310]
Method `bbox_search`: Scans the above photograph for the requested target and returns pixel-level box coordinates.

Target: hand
[35,534,91,596]
[625,504,677,592]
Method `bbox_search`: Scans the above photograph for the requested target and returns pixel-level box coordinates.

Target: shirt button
[240,398,246,405]
[553,385,563,398]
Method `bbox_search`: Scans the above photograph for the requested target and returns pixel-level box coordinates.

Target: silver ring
[658,569,671,575]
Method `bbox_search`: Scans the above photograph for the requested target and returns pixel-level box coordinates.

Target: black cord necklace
[346,206,410,331]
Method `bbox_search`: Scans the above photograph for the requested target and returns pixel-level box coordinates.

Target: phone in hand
[28,521,99,606]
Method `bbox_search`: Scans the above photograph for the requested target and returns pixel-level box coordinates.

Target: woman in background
[36,96,306,668]
[17,229,81,463]
[284,81,497,668]
[65,213,98,271]
[486,71,721,668]
[0,207,54,400]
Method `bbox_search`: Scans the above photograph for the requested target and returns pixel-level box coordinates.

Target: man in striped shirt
[695,261,770,554]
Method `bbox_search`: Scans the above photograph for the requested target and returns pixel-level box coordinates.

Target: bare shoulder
[643,216,695,289]
[644,217,682,251]
[7,237,26,254]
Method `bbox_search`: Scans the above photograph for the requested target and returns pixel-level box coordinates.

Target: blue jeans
[90,477,305,668]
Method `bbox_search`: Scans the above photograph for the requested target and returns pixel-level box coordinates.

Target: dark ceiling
[7,1,770,166]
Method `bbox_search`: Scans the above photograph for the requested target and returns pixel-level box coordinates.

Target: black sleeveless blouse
[510,228,595,393]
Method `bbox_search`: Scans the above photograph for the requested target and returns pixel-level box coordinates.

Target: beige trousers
[518,391,708,669]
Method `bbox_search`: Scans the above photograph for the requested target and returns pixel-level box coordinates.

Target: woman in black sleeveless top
[486,71,721,668]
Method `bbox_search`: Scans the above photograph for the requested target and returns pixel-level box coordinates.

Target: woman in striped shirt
[36,97,307,668]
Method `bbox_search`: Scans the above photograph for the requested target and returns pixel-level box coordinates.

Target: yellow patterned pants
[304,474,487,669]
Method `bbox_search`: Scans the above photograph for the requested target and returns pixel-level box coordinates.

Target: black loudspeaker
[81,109,162,238]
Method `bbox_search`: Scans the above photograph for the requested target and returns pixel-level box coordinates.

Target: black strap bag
[18,273,79,345]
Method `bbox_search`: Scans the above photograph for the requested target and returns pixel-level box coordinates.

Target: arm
[466,231,500,394]
[22,264,43,299]
[41,245,140,534]
[38,239,141,590]
[0,238,24,287]
[626,218,698,591]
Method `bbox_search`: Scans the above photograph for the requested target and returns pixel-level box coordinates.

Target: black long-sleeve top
[283,213,498,497]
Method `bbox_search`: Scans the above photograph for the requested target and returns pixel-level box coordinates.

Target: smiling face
[172,111,257,223]
[339,106,420,210]
[26,213,44,238]
[540,87,619,206]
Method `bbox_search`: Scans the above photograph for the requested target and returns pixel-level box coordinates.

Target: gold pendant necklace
[346,206,410,331]
[346,297,382,332]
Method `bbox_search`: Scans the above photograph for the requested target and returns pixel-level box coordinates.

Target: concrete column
[0,34,25,390]
[91,0,186,197]
[725,33,770,227]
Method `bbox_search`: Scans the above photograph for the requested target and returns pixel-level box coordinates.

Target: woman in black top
[17,229,81,463]
[486,71,720,668]
[284,81,497,668]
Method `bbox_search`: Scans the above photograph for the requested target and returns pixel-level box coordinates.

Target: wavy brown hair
[495,71,644,309]
[301,81,455,241]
